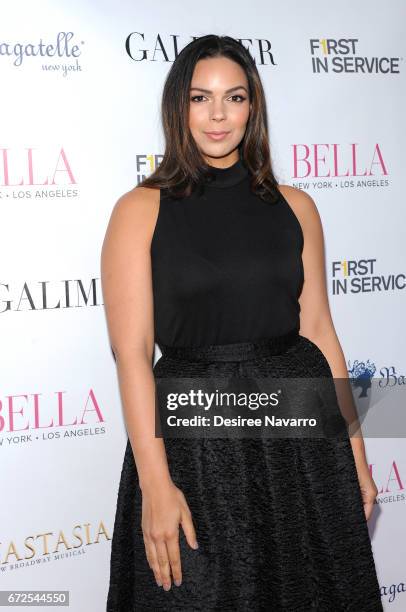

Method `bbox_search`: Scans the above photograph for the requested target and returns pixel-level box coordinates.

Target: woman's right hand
[141,479,199,591]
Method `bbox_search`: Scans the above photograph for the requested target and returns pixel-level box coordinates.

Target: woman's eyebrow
[190,85,248,94]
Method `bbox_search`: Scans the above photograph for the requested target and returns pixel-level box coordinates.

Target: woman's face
[188,56,251,167]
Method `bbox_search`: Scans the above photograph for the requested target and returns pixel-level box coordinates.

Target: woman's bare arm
[101,186,171,490]
[278,185,378,520]
[101,186,198,590]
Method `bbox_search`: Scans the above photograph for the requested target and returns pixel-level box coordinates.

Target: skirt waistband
[158,326,301,362]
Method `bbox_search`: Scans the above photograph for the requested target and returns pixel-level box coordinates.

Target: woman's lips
[204,131,230,141]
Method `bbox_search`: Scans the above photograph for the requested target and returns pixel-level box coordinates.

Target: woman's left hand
[357,468,379,521]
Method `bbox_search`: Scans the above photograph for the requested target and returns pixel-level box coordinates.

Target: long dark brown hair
[139,34,280,204]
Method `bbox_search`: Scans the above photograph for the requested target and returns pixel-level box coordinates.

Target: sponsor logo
[309,38,401,74]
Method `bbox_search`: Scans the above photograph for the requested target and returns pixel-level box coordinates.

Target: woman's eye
[190,95,247,103]
[230,95,246,102]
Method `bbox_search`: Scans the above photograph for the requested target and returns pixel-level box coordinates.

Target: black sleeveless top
[151,157,304,349]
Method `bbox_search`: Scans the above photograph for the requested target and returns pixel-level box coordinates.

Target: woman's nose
[209,100,226,120]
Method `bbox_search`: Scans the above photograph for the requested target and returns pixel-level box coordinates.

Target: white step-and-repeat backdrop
[1,1,404,610]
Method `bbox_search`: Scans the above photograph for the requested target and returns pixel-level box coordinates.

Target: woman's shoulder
[277,183,316,210]
[114,185,160,221]
[116,184,160,210]
[104,185,161,247]
[276,184,322,235]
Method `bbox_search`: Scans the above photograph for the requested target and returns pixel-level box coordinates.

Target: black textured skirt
[106,328,383,611]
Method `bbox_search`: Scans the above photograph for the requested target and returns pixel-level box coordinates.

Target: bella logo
[0,147,76,186]
[370,461,404,495]
[292,143,387,179]
[0,389,104,434]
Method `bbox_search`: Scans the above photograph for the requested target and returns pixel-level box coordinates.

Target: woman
[102,35,382,611]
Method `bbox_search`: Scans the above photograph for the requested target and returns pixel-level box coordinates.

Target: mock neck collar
[204,156,249,189]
